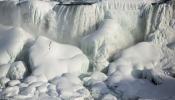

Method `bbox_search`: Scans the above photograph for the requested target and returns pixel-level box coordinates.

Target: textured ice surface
[7,61,27,80]
[56,73,91,99]
[0,26,33,65]
[81,16,134,71]
[0,0,175,100]
[29,36,89,80]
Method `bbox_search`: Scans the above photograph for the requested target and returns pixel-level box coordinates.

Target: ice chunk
[90,82,111,99]
[82,72,108,86]
[29,36,89,80]
[7,80,20,87]
[56,73,91,99]
[24,75,38,84]
[36,83,48,93]
[7,61,27,80]
[2,86,19,97]
[19,85,36,96]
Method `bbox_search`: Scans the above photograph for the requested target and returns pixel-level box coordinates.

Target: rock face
[29,36,89,80]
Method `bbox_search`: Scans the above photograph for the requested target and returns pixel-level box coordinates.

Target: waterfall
[53,0,149,45]
[0,0,152,46]
[0,1,20,26]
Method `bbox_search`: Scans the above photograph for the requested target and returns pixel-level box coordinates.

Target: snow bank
[29,36,89,80]
[0,26,33,65]
[81,14,134,71]
[106,42,175,99]
[108,42,164,86]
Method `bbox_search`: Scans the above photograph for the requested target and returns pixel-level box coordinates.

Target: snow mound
[106,42,175,99]
[108,42,164,86]
[29,36,89,80]
[0,26,33,65]
[81,15,134,71]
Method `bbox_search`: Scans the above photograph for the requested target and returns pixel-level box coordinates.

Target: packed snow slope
[0,0,175,100]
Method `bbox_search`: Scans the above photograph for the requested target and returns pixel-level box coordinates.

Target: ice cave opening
[0,0,175,100]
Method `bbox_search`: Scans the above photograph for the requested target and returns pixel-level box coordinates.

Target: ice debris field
[0,0,175,100]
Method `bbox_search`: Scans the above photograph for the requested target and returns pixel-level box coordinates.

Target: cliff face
[0,0,175,100]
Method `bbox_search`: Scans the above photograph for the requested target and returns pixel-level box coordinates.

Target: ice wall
[0,0,175,100]
[0,0,160,72]
[145,1,175,76]
[53,0,149,45]
[0,0,149,45]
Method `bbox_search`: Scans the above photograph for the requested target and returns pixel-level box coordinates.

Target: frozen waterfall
[0,0,175,100]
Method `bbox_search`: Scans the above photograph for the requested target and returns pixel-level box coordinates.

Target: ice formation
[29,36,89,80]
[0,0,174,100]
